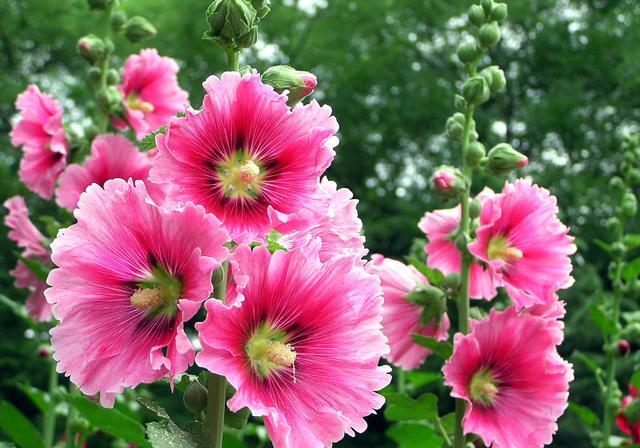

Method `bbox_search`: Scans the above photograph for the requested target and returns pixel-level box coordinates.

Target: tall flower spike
[150,71,338,243]
[196,243,390,448]
[46,179,228,406]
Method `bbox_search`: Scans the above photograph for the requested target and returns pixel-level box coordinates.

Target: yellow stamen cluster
[487,235,523,261]
[126,93,155,113]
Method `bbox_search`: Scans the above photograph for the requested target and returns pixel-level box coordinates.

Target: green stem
[396,368,406,394]
[65,386,78,448]
[43,359,58,448]
[225,48,240,72]
[96,2,115,134]
[436,414,453,447]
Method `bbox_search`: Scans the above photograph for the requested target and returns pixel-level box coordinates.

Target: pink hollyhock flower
[56,134,166,211]
[365,254,450,370]
[118,49,189,140]
[196,243,390,448]
[468,179,576,309]
[443,308,573,448]
[46,179,228,407]
[418,188,497,300]
[4,196,52,322]
[150,71,338,243]
[10,85,68,198]
[616,385,640,444]
[269,177,366,261]
[527,293,566,345]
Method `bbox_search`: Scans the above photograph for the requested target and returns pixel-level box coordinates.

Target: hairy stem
[43,359,58,448]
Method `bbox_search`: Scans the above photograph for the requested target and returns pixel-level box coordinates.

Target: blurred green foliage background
[1,0,639,446]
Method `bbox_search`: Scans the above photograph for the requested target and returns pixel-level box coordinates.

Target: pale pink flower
[365,254,450,370]
[468,179,576,309]
[46,179,228,407]
[10,85,68,198]
[150,71,338,243]
[418,188,497,300]
[443,308,573,448]
[196,243,390,448]
[269,177,366,261]
[118,49,189,140]
[55,134,166,211]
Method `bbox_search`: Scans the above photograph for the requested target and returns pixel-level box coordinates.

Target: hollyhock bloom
[527,293,566,345]
[10,85,68,198]
[468,179,576,309]
[46,179,228,407]
[56,134,165,211]
[196,243,390,448]
[418,188,497,300]
[443,308,573,448]
[150,71,338,243]
[365,254,449,370]
[616,385,640,444]
[4,196,52,322]
[269,177,366,262]
[118,49,189,140]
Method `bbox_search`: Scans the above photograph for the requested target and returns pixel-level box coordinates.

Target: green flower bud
[406,285,447,326]
[445,272,460,289]
[611,241,626,259]
[106,85,121,108]
[609,176,625,192]
[111,11,127,33]
[261,65,318,106]
[446,119,464,140]
[183,381,208,414]
[469,130,479,142]
[87,66,102,84]
[455,232,469,252]
[462,76,491,106]
[456,41,478,64]
[606,217,621,234]
[87,0,109,10]
[431,165,467,199]
[621,191,638,218]
[454,94,466,112]
[468,5,486,26]
[479,65,506,92]
[125,16,157,43]
[485,143,529,176]
[481,0,494,14]
[627,169,640,186]
[70,417,90,434]
[467,142,486,164]
[491,3,508,22]
[235,26,258,49]
[106,68,120,85]
[77,34,106,64]
[205,0,258,50]
[252,0,271,20]
[478,21,501,47]
[469,198,482,219]
[96,89,111,112]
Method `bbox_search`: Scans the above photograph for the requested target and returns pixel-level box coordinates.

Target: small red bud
[618,340,631,356]
[37,346,50,358]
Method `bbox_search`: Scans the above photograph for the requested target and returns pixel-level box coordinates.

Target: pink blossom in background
[616,385,640,444]
[443,308,573,448]
[118,49,189,140]
[150,71,338,243]
[419,188,497,300]
[10,85,68,198]
[270,177,366,261]
[46,179,228,407]
[468,179,576,309]
[55,134,166,211]
[196,243,390,448]
[365,254,450,370]
[11,262,51,322]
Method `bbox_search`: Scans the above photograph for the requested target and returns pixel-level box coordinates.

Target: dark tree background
[1,0,639,446]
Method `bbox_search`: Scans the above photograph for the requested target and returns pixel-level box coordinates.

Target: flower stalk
[43,357,58,448]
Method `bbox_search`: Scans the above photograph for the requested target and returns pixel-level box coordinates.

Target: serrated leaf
[146,420,197,448]
[411,334,453,359]
[138,126,166,150]
[622,258,640,282]
[569,402,600,428]
[386,422,444,448]
[589,304,617,335]
[67,395,149,447]
[0,401,43,448]
[385,392,439,422]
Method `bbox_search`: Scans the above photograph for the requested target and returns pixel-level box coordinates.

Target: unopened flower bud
[37,346,50,358]
[205,0,258,50]
[618,340,631,357]
[455,233,469,252]
[621,191,638,218]
[77,34,106,64]
[183,381,208,414]
[454,94,466,111]
[468,5,486,26]
[469,198,482,219]
[87,67,102,84]
[481,0,494,14]
[262,65,318,106]
[445,272,460,289]
[628,169,640,186]
[70,417,90,434]
[485,143,528,176]
[467,142,486,165]
[87,0,109,10]
[252,0,271,20]
[479,65,506,92]
[611,241,626,259]
[609,176,625,192]
[463,76,491,106]
[491,3,508,22]
[431,166,466,198]
[106,68,119,85]
[478,21,501,47]
[111,11,127,33]
[457,41,478,64]
[606,217,620,234]
[125,16,157,43]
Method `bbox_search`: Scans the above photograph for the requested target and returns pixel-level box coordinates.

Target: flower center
[130,267,182,318]
[469,369,499,405]
[216,151,265,199]
[126,93,155,113]
[487,235,522,261]
[245,322,296,380]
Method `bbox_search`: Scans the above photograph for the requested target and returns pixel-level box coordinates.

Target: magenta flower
[10,85,68,198]
[443,308,573,448]
[46,179,228,407]
[56,134,166,211]
[366,254,449,370]
[468,179,576,309]
[196,243,390,448]
[270,177,366,261]
[150,72,338,243]
[418,188,497,300]
[118,49,189,140]
[4,196,52,322]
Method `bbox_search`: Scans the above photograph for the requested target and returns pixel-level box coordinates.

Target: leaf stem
[43,358,58,448]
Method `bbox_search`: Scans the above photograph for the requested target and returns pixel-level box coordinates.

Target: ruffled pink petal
[3,196,48,257]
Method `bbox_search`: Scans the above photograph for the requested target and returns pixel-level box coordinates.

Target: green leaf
[588,304,617,335]
[17,384,49,414]
[38,216,61,239]
[146,420,198,448]
[386,422,444,448]
[593,239,611,254]
[630,371,640,391]
[139,125,167,151]
[573,350,602,375]
[569,402,600,428]
[385,392,439,422]
[624,234,640,250]
[138,398,171,420]
[439,412,456,435]
[0,401,43,448]
[411,334,453,359]
[622,258,640,282]
[15,254,50,283]
[222,431,244,448]
[405,371,441,388]
[265,229,287,253]
[0,294,29,320]
[407,256,446,286]
[67,395,149,447]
